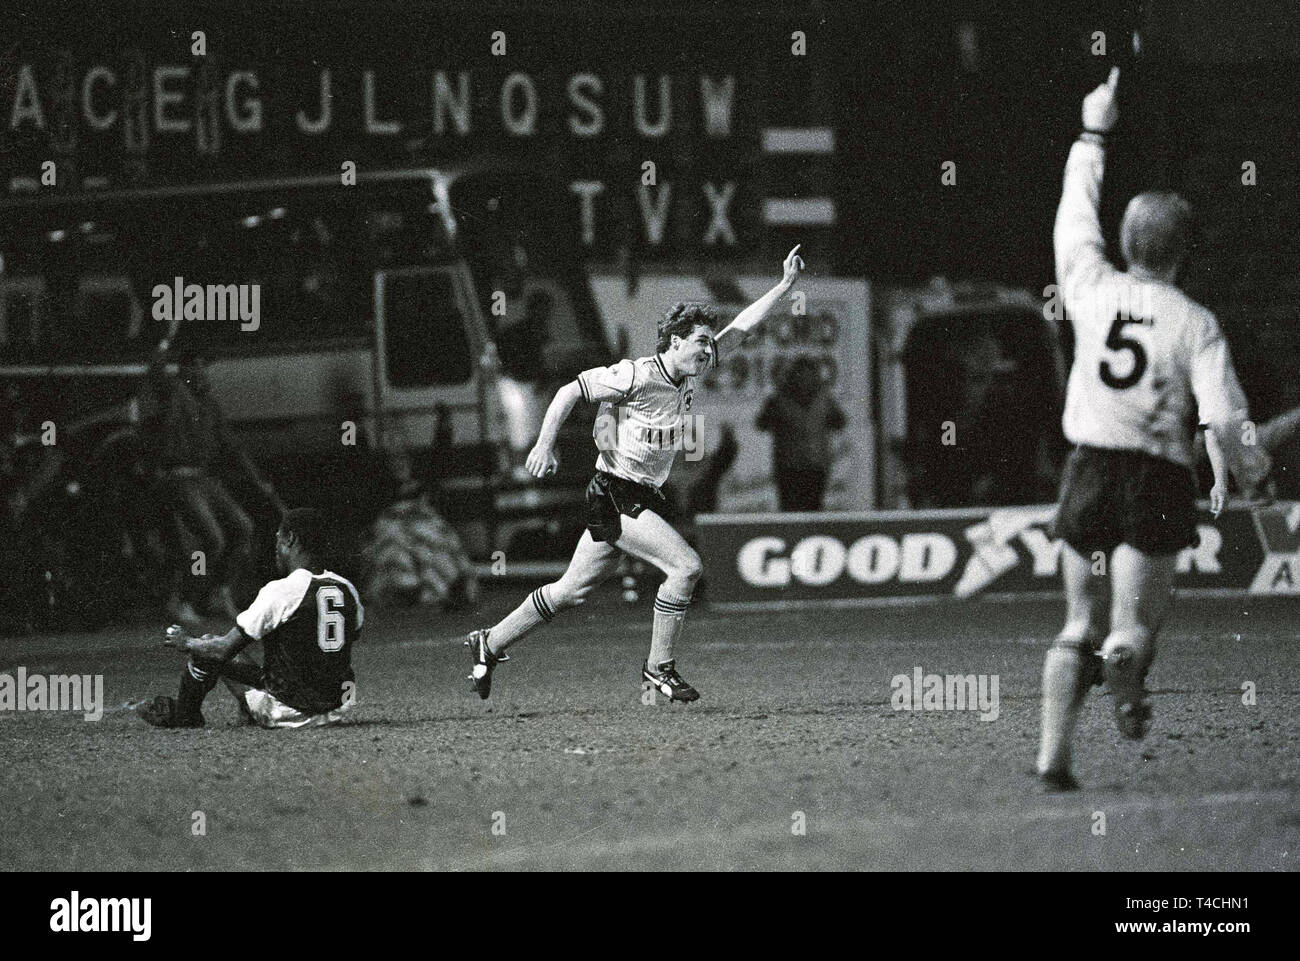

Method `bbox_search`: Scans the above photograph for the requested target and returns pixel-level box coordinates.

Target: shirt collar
[654,354,684,388]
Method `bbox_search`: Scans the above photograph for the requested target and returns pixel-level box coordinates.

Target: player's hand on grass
[164,624,187,648]
[526,443,558,478]
[1082,66,1120,133]
[1209,483,1226,517]
[781,244,804,289]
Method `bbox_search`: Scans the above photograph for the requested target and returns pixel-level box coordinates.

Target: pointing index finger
[1106,65,1120,91]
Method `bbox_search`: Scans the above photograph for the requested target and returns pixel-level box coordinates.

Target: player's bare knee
[676,551,703,588]
[1101,626,1151,661]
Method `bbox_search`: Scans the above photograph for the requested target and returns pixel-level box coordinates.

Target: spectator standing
[755,356,846,511]
[147,346,275,623]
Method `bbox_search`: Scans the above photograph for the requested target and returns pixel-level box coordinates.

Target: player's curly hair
[657,302,721,363]
[280,508,332,563]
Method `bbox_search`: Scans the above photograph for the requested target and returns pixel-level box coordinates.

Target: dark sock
[177,660,218,720]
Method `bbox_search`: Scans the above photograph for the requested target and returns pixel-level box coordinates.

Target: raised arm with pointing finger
[1054,66,1121,296]
[524,246,805,481]
[716,245,805,341]
[1052,67,1269,495]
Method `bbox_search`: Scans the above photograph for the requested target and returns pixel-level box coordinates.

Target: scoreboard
[1,1,1139,280]
[0,4,845,267]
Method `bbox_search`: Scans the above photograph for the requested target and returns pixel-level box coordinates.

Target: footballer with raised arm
[463,245,805,703]
[1035,68,1270,790]
[135,508,364,729]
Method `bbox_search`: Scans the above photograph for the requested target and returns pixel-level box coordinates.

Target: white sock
[488,587,556,655]
[1036,646,1088,775]
[648,590,691,668]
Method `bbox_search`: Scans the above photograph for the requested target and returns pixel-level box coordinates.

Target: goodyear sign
[698,502,1298,608]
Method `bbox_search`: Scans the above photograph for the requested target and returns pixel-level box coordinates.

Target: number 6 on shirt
[316,586,346,652]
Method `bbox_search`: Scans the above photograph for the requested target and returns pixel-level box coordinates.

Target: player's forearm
[1206,438,1228,490]
[723,279,792,341]
[534,381,581,450]
[1054,139,1108,288]
[185,626,252,661]
[1207,456,1228,490]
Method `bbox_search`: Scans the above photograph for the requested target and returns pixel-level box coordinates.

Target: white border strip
[761,127,835,154]
[697,506,998,524]
[706,587,1254,612]
[762,198,836,226]
[473,562,568,579]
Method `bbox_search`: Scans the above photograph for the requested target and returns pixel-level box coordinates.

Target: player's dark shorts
[585,470,671,543]
[1051,444,1199,557]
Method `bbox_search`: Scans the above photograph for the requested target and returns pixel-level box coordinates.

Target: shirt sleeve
[1188,309,1249,427]
[577,359,637,404]
[1054,139,1119,299]
[236,569,314,641]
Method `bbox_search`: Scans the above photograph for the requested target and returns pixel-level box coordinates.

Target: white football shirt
[577,355,695,489]
[1055,140,1249,469]
[237,568,365,641]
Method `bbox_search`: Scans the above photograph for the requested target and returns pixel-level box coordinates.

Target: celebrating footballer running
[462,245,805,703]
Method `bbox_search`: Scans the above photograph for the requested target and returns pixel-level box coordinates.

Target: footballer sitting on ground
[462,245,805,703]
[135,508,364,729]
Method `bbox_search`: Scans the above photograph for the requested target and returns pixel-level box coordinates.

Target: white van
[0,166,608,556]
